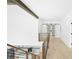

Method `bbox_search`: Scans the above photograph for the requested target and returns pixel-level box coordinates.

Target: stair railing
[7,44,40,59]
[40,33,50,59]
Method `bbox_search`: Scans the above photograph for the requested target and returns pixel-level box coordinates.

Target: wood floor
[46,37,72,59]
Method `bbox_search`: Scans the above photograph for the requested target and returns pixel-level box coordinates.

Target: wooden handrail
[7,44,28,53]
[8,0,39,19]
[42,33,50,59]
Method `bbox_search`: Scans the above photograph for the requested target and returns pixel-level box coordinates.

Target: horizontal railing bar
[7,44,39,57]
[7,53,26,56]
[7,44,28,53]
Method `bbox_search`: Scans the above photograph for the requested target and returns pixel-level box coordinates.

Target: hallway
[7,0,72,59]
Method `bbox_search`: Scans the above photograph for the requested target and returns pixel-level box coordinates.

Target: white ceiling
[22,0,72,20]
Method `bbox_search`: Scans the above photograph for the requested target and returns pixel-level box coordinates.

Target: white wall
[61,12,72,48]
[7,5,42,47]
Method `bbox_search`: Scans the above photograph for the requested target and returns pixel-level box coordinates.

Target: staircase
[46,37,72,59]
[7,44,40,59]
[7,34,72,59]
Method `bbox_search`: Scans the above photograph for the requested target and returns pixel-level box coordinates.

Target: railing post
[38,56,40,59]
[32,54,36,59]
[15,49,19,59]
[42,43,45,59]
[26,53,28,59]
